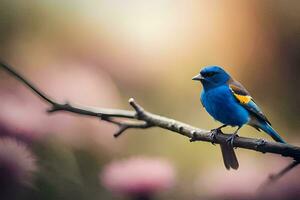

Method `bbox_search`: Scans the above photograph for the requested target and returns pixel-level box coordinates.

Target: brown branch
[1,61,300,179]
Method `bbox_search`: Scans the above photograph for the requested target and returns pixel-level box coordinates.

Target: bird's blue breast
[201,85,250,126]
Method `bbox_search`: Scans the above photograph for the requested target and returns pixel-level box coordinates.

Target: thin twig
[0,60,55,104]
[0,61,136,119]
[258,160,300,194]
[102,116,152,137]
[269,160,299,182]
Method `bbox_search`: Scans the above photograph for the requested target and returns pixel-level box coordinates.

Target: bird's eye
[205,72,215,77]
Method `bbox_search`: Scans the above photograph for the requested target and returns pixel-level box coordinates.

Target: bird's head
[192,66,231,89]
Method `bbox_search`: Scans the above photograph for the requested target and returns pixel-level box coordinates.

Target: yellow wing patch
[233,93,252,104]
[229,84,252,104]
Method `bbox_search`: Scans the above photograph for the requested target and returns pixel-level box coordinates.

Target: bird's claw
[210,128,221,145]
[226,133,239,148]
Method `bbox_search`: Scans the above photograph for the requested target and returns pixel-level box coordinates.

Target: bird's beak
[192,74,204,81]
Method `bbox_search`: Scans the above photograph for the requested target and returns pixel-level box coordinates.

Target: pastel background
[0,1,299,199]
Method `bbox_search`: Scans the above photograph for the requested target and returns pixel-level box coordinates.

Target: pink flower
[0,137,37,198]
[100,156,176,198]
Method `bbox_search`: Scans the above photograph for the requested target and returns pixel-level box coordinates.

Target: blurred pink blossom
[100,156,176,198]
[0,137,37,198]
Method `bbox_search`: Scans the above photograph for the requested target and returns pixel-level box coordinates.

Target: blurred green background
[0,0,299,199]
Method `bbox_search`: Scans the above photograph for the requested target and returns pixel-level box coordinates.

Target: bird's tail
[258,122,286,143]
[220,144,239,170]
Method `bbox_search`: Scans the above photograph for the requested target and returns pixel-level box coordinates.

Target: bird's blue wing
[228,80,271,125]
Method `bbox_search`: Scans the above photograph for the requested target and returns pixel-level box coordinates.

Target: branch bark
[1,61,300,165]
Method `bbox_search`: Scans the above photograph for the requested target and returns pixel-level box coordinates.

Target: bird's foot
[210,128,222,145]
[226,133,239,148]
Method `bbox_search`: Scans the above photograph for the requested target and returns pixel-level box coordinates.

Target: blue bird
[193,66,285,169]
